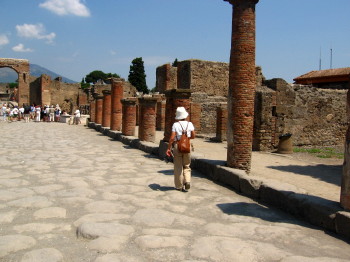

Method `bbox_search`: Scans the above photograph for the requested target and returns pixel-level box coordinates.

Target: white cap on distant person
[175,107,188,120]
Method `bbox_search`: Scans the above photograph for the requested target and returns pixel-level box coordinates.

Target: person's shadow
[148,183,176,191]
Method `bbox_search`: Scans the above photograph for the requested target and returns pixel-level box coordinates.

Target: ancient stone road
[1,122,350,262]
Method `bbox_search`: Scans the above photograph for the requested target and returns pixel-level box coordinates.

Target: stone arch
[0,58,30,106]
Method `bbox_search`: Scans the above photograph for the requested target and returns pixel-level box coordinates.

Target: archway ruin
[0,58,30,106]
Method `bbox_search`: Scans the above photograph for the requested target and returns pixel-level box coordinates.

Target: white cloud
[39,0,90,17]
[12,43,33,52]
[110,50,117,56]
[16,23,56,43]
[0,34,9,46]
[143,56,174,66]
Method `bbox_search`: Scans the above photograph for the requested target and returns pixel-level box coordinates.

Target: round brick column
[121,98,137,136]
[138,97,158,142]
[341,90,350,210]
[95,94,103,125]
[225,0,259,172]
[110,78,124,131]
[90,100,96,122]
[102,90,111,128]
[164,89,192,142]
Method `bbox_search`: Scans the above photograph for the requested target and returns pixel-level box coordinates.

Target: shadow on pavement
[148,183,176,191]
[267,164,342,186]
[217,202,293,223]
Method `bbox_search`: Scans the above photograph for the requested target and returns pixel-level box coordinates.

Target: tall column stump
[102,90,111,128]
[110,78,124,131]
[138,97,158,143]
[225,0,259,173]
[121,98,137,136]
[94,94,103,125]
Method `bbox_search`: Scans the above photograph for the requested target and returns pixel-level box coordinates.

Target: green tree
[8,82,18,89]
[85,70,120,84]
[80,78,90,89]
[172,58,179,67]
[128,57,148,94]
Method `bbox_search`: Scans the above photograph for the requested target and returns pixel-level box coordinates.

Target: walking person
[49,105,55,122]
[55,105,61,122]
[166,107,195,192]
[23,104,31,123]
[74,109,81,125]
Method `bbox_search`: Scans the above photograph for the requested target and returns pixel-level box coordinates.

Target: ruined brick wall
[177,59,229,96]
[191,92,227,134]
[93,82,137,99]
[253,86,277,150]
[263,79,347,147]
[156,64,177,93]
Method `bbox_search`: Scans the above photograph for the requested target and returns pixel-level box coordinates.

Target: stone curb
[87,122,350,240]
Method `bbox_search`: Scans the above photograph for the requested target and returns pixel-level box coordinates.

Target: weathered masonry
[0,58,30,105]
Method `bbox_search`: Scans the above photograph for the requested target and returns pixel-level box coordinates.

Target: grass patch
[293,147,343,159]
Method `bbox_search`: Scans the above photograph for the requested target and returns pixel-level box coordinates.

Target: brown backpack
[177,122,191,153]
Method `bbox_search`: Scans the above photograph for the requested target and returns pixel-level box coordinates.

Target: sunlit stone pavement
[1,121,350,262]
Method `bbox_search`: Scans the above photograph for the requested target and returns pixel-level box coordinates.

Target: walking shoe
[184,182,191,190]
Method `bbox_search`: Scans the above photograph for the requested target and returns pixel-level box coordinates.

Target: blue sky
[0,0,349,88]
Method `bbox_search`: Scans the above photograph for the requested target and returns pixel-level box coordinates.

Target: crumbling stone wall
[177,59,229,96]
[261,79,347,148]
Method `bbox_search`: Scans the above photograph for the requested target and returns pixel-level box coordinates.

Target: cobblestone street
[1,121,350,262]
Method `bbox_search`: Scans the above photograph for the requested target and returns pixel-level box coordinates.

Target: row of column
[89,82,193,143]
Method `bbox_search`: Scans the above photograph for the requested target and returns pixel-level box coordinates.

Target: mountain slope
[0,64,77,83]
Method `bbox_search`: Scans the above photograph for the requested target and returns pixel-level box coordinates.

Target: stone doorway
[0,58,30,106]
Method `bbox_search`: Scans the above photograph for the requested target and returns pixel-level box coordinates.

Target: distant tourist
[1,104,7,122]
[49,105,55,122]
[74,109,81,125]
[12,106,19,121]
[35,106,41,122]
[23,104,31,123]
[55,106,61,122]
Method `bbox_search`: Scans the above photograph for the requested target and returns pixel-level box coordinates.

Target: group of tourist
[0,103,62,123]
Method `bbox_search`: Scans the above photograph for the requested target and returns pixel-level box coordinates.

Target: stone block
[335,211,350,238]
[216,165,244,192]
[260,181,303,211]
[301,195,341,232]
[239,175,262,199]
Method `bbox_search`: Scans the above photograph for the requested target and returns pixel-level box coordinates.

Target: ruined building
[156,59,348,150]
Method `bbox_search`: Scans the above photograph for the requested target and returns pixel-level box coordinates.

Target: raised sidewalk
[88,122,350,240]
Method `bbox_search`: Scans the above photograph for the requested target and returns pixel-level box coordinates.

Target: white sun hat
[175,107,189,120]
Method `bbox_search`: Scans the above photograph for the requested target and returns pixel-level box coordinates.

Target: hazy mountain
[0,64,77,83]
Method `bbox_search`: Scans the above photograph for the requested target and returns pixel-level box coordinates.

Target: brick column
[110,78,124,131]
[216,104,228,142]
[190,102,201,134]
[121,98,137,136]
[102,90,111,128]
[156,100,166,131]
[138,97,158,142]
[225,0,259,172]
[90,99,96,122]
[341,90,350,210]
[164,89,192,142]
[95,94,103,125]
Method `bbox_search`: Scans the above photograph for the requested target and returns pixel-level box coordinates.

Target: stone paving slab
[1,121,350,261]
[89,122,350,240]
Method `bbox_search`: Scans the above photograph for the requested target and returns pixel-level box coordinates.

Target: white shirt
[12,108,19,114]
[75,110,80,117]
[172,121,195,141]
